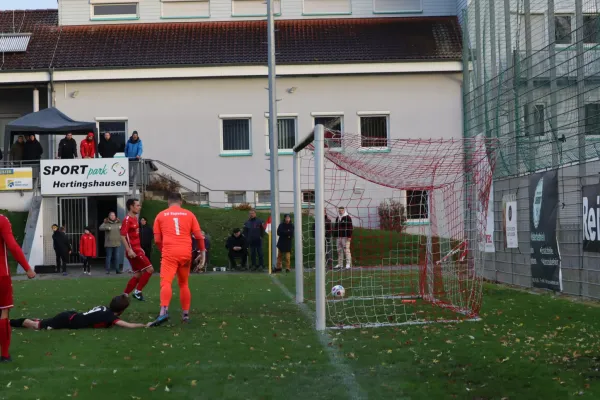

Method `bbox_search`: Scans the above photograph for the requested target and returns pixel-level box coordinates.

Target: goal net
[293,126,497,330]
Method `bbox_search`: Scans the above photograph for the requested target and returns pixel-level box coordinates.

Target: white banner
[41,159,129,195]
[504,200,518,248]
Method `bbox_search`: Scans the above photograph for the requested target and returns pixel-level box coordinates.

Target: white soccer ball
[331,284,345,297]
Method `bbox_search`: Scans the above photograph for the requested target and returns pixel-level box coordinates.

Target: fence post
[293,151,304,304]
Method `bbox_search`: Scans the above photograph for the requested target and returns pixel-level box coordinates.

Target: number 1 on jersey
[174,218,180,235]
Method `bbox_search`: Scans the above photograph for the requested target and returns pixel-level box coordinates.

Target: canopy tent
[3,107,97,156]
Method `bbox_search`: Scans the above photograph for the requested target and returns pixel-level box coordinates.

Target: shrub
[378,199,407,233]
[233,202,253,211]
[147,173,181,193]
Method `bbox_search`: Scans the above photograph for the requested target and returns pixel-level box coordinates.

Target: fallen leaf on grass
[124,356,131,361]
[165,386,170,392]
[24,386,29,390]
[6,382,11,388]
[191,380,197,387]
[228,374,235,380]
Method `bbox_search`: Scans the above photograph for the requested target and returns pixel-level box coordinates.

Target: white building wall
[0,192,33,212]
[58,0,457,25]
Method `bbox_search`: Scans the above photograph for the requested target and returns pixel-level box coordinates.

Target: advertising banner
[502,193,519,249]
[582,183,600,253]
[0,167,33,191]
[41,159,129,195]
[529,170,561,291]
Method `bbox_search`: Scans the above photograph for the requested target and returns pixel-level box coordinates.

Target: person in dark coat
[10,135,25,163]
[98,132,119,158]
[243,210,265,271]
[23,134,43,161]
[226,228,248,270]
[57,133,77,159]
[275,214,294,273]
[139,217,153,259]
[52,224,71,275]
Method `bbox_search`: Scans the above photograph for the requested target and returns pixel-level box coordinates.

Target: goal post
[293,125,498,330]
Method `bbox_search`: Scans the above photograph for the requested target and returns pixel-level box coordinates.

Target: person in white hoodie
[334,206,353,269]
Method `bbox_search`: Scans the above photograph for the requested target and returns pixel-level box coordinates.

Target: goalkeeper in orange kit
[149,192,205,326]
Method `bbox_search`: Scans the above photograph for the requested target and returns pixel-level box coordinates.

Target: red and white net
[298,131,497,329]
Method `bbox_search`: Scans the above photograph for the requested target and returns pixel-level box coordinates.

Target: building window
[303,0,350,15]
[200,192,209,205]
[97,120,127,153]
[359,114,389,149]
[373,0,421,14]
[266,116,297,153]
[523,104,545,136]
[555,15,572,44]
[585,103,600,136]
[255,191,271,206]
[232,0,280,16]
[584,15,600,44]
[161,0,210,18]
[91,3,138,19]
[406,190,428,221]
[314,115,343,149]
[302,190,315,204]
[226,191,246,205]
[220,116,251,155]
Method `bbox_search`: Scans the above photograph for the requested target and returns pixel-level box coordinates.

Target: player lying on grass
[9,294,152,330]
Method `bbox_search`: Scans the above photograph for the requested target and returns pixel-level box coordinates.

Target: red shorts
[0,276,14,310]
[127,249,152,272]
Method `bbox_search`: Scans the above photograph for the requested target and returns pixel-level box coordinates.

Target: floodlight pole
[267,0,280,274]
[314,124,326,331]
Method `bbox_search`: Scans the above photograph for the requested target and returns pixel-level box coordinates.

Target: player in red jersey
[149,192,205,326]
[0,214,36,363]
[120,199,154,301]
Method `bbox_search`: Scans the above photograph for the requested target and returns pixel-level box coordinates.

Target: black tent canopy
[3,107,97,156]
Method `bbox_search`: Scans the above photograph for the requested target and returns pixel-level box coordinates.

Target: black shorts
[40,311,77,330]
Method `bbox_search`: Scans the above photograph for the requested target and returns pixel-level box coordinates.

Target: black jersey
[68,306,120,329]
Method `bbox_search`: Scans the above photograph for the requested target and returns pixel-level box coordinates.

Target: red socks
[124,276,139,294]
[136,271,152,292]
[0,318,11,358]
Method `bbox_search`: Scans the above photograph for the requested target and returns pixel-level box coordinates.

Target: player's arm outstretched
[0,216,36,279]
[115,320,152,329]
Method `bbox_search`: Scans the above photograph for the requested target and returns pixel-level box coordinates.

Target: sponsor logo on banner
[0,168,33,191]
[502,194,518,249]
[582,183,600,252]
[529,170,561,292]
[40,159,129,195]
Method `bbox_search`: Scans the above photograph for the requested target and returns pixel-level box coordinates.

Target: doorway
[58,197,88,264]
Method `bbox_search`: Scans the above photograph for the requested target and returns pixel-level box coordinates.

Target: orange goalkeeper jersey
[153,205,203,257]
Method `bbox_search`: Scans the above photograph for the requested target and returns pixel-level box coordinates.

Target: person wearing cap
[79,226,97,275]
[80,132,96,159]
[57,133,77,159]
[275,214,294,273]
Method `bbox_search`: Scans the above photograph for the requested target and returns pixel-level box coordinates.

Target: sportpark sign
[40,159,129,196]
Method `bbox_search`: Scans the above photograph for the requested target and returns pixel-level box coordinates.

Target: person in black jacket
[243,210,265,271]
[98,132,119,158]
[334,206,353,270]
[52,224,71,275]
[226,228,248,270]
[139,217,153,259]
[275,214,294,273]
[23,134,43,162]
[57,133,77,159]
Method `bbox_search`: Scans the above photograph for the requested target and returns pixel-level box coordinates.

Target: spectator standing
[10,136,25,163]
[23,134,43,161]
[98,132,119,158]
[139,217,153,259]
[226,228,248,270]
[79,227,97,275]
[57,133,77,159]
[334,206,353,270]
[52,224,71,275]
[275,214,294,273]
[99,212,122,274]
[80,132,96,159]
[125,131,143,160]
[243,210,265,271]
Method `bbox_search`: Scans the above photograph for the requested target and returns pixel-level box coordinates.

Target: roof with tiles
[0,9,462,72]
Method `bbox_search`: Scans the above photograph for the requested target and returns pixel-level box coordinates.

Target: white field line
[270,276,370,400]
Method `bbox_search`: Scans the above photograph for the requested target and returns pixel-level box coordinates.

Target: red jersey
[79,233,97,258]
[0,214,32,277]
[153,205,203,257]
[121,215,142,251]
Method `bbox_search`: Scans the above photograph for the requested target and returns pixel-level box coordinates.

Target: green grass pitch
[3,274,600,399]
